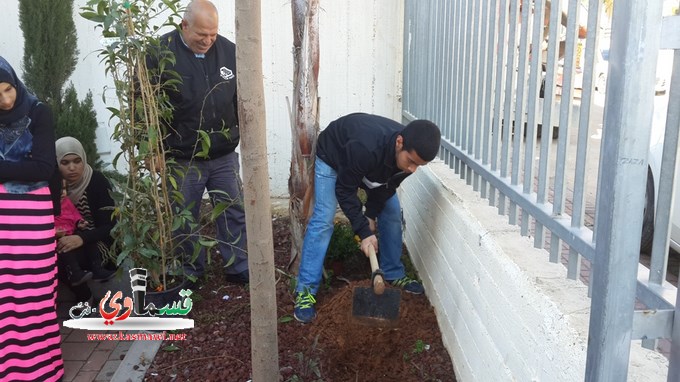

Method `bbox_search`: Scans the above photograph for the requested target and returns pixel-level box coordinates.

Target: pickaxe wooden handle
[368,245,385,295]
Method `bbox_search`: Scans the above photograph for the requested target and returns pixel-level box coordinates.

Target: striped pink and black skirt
[0,185,64,382]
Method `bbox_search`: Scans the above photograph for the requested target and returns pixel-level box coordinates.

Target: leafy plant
[278,315,294,324]
[79,0,209,290]
[286,335,324,382]
[325,222,360,262]
[412,339,427,354]
[55,85,102,169]
[404,339,429,361]
[322,269,334,290]
[162,343,181,352]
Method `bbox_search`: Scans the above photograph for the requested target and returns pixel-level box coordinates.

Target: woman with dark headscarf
[0,56,64,381]
[55,136,116,298]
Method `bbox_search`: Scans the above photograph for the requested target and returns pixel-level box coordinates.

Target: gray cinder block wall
[399,161,668,381]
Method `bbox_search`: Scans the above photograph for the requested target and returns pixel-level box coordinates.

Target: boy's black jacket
[317,113,409,240]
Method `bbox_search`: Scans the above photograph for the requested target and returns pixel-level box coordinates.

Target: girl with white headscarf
[55,137,117,298]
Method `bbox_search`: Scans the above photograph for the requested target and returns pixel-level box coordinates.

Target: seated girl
[55,136,117,301]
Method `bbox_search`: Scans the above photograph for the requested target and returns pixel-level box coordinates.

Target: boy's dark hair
[401,120,441,161]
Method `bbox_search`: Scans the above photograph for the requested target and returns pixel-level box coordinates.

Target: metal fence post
[585,0,663,380]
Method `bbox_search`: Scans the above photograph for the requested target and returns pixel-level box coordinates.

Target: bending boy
[294,113,441,323]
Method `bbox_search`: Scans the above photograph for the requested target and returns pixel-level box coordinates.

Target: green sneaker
[389,276,425,294]
[294,289,317,323]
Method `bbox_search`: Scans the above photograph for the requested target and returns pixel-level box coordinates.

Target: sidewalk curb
[110,338,163,382]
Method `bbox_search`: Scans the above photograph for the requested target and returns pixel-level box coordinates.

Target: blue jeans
[296,158,406,295]
[174,152,248,277]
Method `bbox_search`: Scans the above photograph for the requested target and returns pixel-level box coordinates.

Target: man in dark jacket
[294,113,441,323]
[156,0,248,284]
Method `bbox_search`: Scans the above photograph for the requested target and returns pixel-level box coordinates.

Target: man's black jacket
[317,113,410,240]
[154,29,239,160]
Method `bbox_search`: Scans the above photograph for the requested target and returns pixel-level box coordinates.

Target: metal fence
[402,0,680,379]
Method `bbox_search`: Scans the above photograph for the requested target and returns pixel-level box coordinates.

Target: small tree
[20,0,101,169]
[19,0,78,105]
[236,1,279,378]
[80,0,221,291]
[55,85,102,168]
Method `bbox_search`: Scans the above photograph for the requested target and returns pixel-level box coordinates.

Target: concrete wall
[399,161,669,381]
[0,0,404,197]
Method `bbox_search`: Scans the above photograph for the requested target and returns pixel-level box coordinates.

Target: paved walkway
[59,323,132,382]
[57,268,156,382]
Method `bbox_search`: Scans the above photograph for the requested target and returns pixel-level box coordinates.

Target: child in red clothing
[56,181,92,286]
[55,183,85,237]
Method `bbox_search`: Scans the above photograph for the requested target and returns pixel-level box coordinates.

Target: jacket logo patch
[362,177,385,189]
[220,67,234,80]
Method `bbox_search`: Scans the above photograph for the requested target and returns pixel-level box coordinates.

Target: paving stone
[65,329,91,343]
[61,342,97,361]
[110,341,133,361]
[81,350,111,371]
[96,340,120,351]
[111,340,163,382]
[62,360,84,382]
[72,370,100,382]
[95,360,122,382]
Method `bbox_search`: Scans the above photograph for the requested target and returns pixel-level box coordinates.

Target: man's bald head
[181,0,219,54]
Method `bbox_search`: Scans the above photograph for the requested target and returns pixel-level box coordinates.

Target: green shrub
[325,223,360,261]
[54,85,102,169]
[20,0,78,105]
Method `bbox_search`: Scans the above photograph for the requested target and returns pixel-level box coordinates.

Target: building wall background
[0,0,404,197]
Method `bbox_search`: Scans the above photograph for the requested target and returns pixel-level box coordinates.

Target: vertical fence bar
[536,0,560,254]
[452,0,463,173]
[570,0,602,282]
[470,0,483,190]
[510,0,531,226]
[554,0,581,279]
[649,50,680,286]
[491,0,509,208]
[462,0,473,183]
[444,0,456,162]
[481,0,498,200]
[585,0,663,379]
[416,4,428,126]
[442,0,452,151]
[431,0,441,137]
[432,0,440,147]
[402,1,411,118]
[571,0,601,231]
[522,0,547,238]
[472,0,484,192]
[499,0,519,217]
[644,45,680,353]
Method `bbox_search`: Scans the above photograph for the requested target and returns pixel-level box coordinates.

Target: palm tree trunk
[289,0,320,273]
